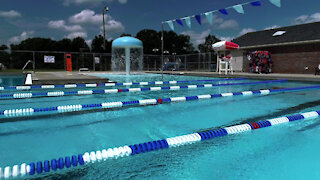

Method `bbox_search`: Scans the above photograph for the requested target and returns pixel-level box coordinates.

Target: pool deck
[145,71,320,82]
[29,71,113,85]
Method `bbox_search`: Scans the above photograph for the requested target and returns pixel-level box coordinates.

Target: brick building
[231,22,320,74]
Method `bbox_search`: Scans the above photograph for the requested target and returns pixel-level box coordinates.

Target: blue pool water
[0,75,24,86]
[1,73,320,179]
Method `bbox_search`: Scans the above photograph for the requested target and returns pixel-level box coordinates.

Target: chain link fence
[2,50,217,72]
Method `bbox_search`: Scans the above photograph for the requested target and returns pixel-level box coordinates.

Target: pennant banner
[205,12,213,25]
[184,17,191,28]
[167,21,174,31]
[269,0,281,7]
[233,4,244,14]
[176,19,184,26]
[250,1,261,6]
[195,14,202,25]
[219,9,228,15]
[162,0,281,31]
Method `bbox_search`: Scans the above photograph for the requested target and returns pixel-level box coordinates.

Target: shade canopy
[212,41,239,51]
[112,37,143,48]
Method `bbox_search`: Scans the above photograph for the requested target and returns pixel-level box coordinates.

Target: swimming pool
[1,73,320,179]
[0,75,24,86]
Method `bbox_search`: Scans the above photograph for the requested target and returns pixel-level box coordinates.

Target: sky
[0,0,320,48]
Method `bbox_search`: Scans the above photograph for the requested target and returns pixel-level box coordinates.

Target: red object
[157,99,163,104]
[251,123,260,129]
[66,54,72,71]
[118,89,123,92]
[97,83,100,87]
[212,41,239,51]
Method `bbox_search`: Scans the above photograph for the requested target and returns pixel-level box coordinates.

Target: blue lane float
[3,83,320,118]
[0,79,286,99]
[1,110,319,179]
[0,78,247,92]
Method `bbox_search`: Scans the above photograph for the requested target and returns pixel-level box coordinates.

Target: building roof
[233,22,320,48]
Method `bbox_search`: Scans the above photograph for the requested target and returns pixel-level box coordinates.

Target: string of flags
[163,0,281,31]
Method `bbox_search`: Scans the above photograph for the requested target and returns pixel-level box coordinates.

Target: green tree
[120,33,132,37]
[91,35,104,53]
[71,37,89,52]
[198,35,220,53]
[54,38,72,52]
[0,44,10,68]
[136,29,161,54]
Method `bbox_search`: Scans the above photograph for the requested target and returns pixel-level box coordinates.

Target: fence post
[146,55,149,71]
[208,53,211,72]
[32,51,35,72]
[93,53,95,71]
[184,55,187,71]
[63,52,66,71]
[198,52,200,71]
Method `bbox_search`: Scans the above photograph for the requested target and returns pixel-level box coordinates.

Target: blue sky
[0,0,320,47]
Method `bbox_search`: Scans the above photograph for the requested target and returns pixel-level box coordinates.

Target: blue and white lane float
[0,78,246,91]
[1,110,319,179]
[0,79,286,99]
[2,84,320,118]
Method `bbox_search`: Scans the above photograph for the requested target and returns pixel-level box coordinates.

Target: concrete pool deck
[29,71,112,85]
[145,71,320,82]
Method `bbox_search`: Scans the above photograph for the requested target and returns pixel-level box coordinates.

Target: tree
[0,45,8,50]
[54,38,72,52]
[136,29,161,54]
[120,33,132,37]
[198,35,220,53]
[71,37,89,52]
[91,35,104,53]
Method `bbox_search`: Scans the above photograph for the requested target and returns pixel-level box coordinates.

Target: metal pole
[32,51,35,72]
[161,23,164,80]
[184,55,187,71]
[103,10,106,51]
[93,53,95,71]
[208,52,211,72]
[198,52,200,71]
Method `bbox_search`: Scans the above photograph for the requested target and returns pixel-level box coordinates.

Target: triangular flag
[269,0,281,7]
[184,17,191,28]
[176,19,183,26]
[233,4,244,14]
[250,1,261,6]
[205,12,213,25]
[195,14,201,25]
[167,21,174,31]
[219,9,228,15]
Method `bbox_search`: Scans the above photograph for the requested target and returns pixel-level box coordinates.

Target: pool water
[0,75,24,86]
[1,74,320,179]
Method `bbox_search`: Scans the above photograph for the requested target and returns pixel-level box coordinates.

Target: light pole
[102,6,109,51]
[172,52,176,62]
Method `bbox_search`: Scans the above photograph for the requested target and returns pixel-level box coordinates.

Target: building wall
[230,50,244,72]
[243,43,320,74]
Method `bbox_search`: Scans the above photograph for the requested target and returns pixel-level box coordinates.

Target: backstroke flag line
[164,0,281,31]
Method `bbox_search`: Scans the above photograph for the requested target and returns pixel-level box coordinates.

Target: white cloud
[70,9,125,34]
[219,36,234,41]
[211,15,239,30]
[48,20,83,32]
[63,0,127,6]
[65,32,88,39]
[238,28,256,36]
[181,29,211,47]
[0,10,21,18]
[294,13,320,24]
[118,0,127,4]
[9,31,34,44]
[85,39,92,46]
[69,9,105,25]
[218,20,239,30]
[264,25,280,30]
